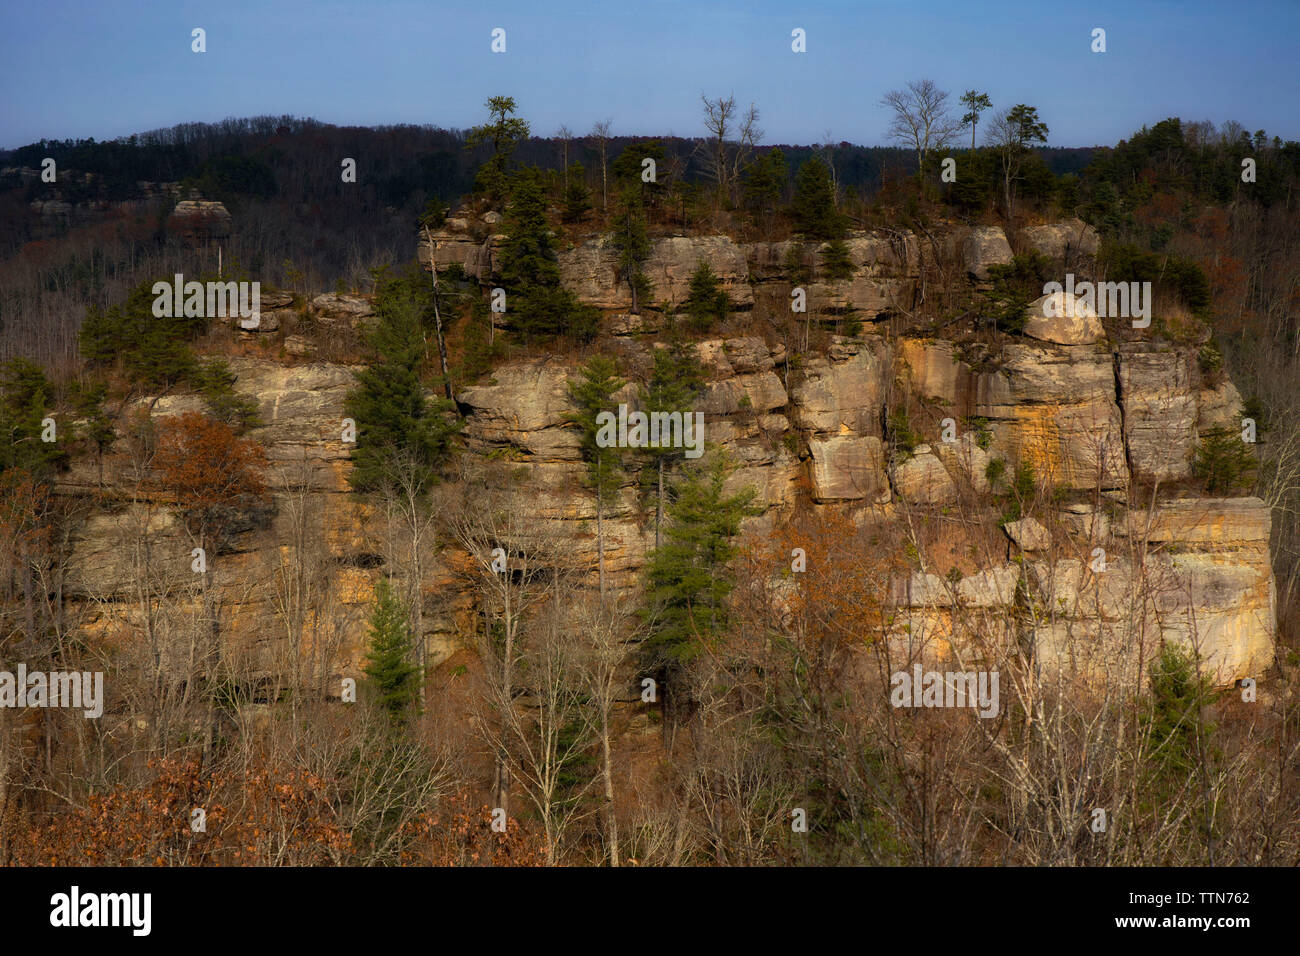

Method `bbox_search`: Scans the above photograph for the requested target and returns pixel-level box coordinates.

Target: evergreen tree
[79,279,201,388]
[819,239,855,281]
[344,270,460,493]
[742,147,787,234]
[643,455,756,667]
[683,260,729,332]
[610,140,667,207]
[566,356,625,597]
[1141,642,1221,852]
[192,358,261,431]
[561,163,592,223]
[792,157,847,240]
[611,184,652,314]
[68,380,115,486]
[640,340,706,548]
[363,577,422,724]
[0,358,67,477]
[498,168,597,341]
[466,95,530,202]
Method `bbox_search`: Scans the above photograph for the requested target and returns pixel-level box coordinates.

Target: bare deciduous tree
[880,79,962,185]
[590,118,613,213]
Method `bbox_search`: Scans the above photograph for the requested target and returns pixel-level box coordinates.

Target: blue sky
[1,0,1297,149]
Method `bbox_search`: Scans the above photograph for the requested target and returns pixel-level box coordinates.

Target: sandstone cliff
[59,218,1273,706]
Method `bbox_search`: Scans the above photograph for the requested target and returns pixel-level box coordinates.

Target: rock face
[1117,344,1198,482]
[1031,498,1274,684]
[963,226,1014,280]
[54,216,1276,696]
[789,337,890,437]
[556,235,753,310]
[977,343,1128,489]
[167,199,232,242]
[900,338,969,403]
[1004,516,1051,551]
[1019,218,1100,265]
[810,436,888,502]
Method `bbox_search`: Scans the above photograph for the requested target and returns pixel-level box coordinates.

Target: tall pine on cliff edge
[345,268,460,492]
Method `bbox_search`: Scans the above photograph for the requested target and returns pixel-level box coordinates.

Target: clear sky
[1,0,1297,150]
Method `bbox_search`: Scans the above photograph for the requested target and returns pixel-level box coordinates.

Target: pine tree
[643,455,756,666]
[819,239,855,281]
[562,163,592,223]
[344,271,460,493]
[641,340,705,548]
[498,168,596,341]
[742,147,787,234]
[466,95,530,202]
[792,157,847,240]
[0,358,67,477]
[611,185,652,314]
[683,260,729,332]
[566,356,625,598]
[363,577,422,724]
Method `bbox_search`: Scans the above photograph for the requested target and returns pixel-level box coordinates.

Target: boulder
[1004,516,1051,551]
[891,445,958,504]
[1060,503,1110,541]
[236,310,282,333]
[284,335,314,357]
[1022,292,1105,345]
[933,432,993,493]
[310,294,373,321]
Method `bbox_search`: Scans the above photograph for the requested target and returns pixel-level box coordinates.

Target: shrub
[964,416,994,450]
[1193,426,1257,493]
[1198,341,1223,377]
[888,407,921,458]
[985,457,1006,486]
[819,239,855,281]
[981,252,1054,335]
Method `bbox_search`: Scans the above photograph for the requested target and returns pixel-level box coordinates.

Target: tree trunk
[601,722,619,866]
[655,458,664,550]
[597,480,606,599]
[424,226,455,403]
